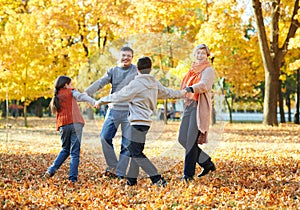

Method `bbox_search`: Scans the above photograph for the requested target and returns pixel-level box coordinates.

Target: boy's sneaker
[154,178,167,187]
[104,167,117,178]
[126,180,137,186]
[126,178,137,186]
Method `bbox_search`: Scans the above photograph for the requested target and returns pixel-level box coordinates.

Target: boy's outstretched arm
[156,80,186,99]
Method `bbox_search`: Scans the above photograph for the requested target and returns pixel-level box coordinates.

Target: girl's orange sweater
[56,88,84,131]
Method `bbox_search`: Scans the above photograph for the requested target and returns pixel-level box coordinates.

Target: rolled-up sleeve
[84,68,112,96]
[191,67,215,94]
[72,90,95,105]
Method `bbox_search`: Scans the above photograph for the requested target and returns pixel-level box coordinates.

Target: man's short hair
[120,46,134,56]
[137,57,152,74]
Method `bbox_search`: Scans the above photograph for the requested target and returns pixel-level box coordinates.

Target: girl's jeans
[47,123,83,182]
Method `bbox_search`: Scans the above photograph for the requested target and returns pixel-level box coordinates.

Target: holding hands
[185,86,194,93]
[94,98,103,108]
[93,86,190,108]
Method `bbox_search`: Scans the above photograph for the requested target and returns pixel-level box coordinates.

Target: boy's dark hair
[137,57,152,74]
[120,46,134,56]
[50,76,71,114]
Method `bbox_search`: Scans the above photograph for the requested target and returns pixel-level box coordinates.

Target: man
[85,46,137,179]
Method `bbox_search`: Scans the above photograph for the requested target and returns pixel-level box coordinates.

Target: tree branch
[252,0,273,72]
[271,0,280,55]
[278,0,300,61]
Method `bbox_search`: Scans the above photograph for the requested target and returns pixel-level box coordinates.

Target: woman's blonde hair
[193,44,210,56]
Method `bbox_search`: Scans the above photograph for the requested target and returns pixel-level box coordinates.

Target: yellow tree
[252,0,300,125]
[33,0,137,88]
[0,0,73,121]
[194,0,265,122]
[125,0,205,38]
[0,10,58,126]
[37,0,141,119]
[286,30,300,123]
[0,0,125,120]
[0,0,27,116]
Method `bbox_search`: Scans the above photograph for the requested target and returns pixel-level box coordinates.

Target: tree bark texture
[278,79,285,123]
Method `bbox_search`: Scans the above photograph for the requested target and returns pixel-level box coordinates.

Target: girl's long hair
[50,76,71,114]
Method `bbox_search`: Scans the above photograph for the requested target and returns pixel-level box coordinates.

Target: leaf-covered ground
[0,117,299,209]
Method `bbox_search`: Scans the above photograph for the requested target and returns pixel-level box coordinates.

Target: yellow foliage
[195,0,264,99]
[0,0,299,109]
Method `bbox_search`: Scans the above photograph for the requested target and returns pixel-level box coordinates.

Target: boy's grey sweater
[100,74,184,126]
[84,64,137,110]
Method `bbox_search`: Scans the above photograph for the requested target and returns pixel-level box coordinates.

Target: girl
[45,76,96,183]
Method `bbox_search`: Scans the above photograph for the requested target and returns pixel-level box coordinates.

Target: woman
[178,44,216,182]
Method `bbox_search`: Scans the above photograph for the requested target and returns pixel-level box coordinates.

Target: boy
[96,57,186,186]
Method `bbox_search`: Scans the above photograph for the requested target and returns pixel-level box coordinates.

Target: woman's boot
[198,158,216,177]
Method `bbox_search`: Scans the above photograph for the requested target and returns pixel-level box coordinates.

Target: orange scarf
[180,60,211,102]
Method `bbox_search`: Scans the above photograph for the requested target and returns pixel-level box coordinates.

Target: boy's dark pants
[127,125,161,184]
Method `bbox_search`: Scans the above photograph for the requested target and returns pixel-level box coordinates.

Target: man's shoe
[66,180,77,188]
[181,175,194,183]
[198,160,216,177]
[43,171,54,179]
[154,178,167,187]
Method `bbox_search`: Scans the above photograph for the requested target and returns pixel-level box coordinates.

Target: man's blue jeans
[100,109,131,177]
[47,123,83,182]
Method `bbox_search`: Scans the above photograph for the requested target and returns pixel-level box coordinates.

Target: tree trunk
[295,69,300,124]
[286,93,291,122]
[87,107,94,120]
[221,79,232,123]
[24,104,28,127]
[36,98,43,118]
[164,99,168,125]
[225,96,232,124]
[211,93,216,125]
[263,70,279,125]
[278,80,285,123]
[252,0,278,126]
[1,101,6,118]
